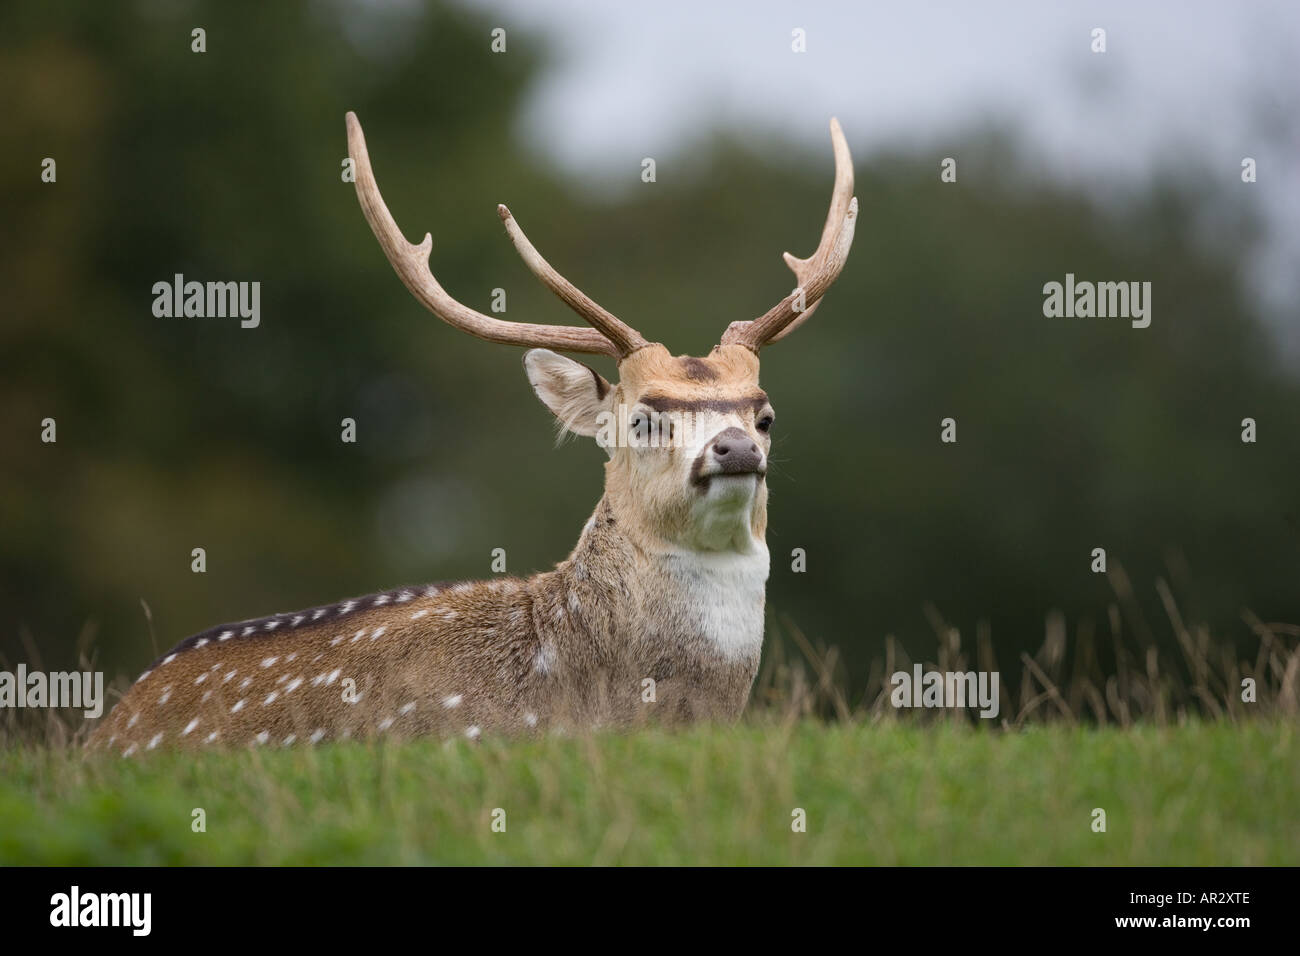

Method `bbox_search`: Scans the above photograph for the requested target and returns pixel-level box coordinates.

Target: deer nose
[709,427,764,475]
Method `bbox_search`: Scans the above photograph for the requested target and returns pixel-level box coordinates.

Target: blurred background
[2,0,1297,700]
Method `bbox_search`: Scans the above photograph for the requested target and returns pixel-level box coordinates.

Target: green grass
[1,719,1295,865]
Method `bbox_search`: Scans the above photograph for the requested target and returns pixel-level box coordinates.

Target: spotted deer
[88,112,856,755]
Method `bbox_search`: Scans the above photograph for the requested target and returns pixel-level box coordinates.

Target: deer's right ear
[524,349,615,438]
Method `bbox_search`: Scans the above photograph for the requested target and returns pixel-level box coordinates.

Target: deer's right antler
[347,112,648,359]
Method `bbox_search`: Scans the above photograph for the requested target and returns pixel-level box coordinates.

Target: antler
[346,111,646,359]
[496,204,647,357]
[720,117,857,351]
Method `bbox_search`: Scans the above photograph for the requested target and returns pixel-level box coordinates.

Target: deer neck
[559,492,770,661]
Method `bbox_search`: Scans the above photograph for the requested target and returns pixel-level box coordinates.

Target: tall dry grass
[4,568,1297,749]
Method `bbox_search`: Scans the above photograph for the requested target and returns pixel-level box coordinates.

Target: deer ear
[524,349,614,438]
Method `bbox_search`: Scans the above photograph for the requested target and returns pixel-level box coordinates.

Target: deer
[87,112,856,755]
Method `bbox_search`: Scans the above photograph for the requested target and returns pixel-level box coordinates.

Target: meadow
[0,720,1295,865]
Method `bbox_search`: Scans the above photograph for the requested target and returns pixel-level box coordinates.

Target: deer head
[345,111,856,559]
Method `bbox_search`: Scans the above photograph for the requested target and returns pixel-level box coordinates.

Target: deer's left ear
[524,349,615,438]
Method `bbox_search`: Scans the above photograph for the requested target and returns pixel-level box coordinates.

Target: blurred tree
[1,1,1296,696]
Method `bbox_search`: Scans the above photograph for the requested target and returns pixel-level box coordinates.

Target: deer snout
[697,426,766,481]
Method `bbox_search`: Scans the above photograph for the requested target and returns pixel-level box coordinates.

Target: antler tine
[720,117,858,351]
[346,112,622,358]
[497,205,648,357]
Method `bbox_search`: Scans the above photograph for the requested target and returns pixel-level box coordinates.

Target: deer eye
[628,407,658,447]
[757,414,774,433]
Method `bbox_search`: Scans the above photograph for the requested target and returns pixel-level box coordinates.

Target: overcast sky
[451,0,1299,347]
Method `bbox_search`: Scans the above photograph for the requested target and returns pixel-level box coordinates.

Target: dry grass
[2,568,1297,749]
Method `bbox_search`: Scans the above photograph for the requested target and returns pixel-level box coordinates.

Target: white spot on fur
[330,634,344,646]
[201,690,212,702]
[218,631,233,641]
[465,725,481,740]
[287,652,298,662]
[439,609,458,621]
[325,669,340,686]
[162,653,177,665]
[309,729,325,744]
[374,594,390,606]
[205,731,219,744]
[350,629,366,643]
[533,647,555,675]
[568,593,581,612]
[147,732,163,750]
[370,626,387,640]
[275,674,288,685]
[254,731,269,745]
[127,713,139,729]
[182,718,199,736]
[424,586,440,597]
[242,626,255,636]
[231,699,246,713]
[524,712,538,727]
[285,677,303,694]
[122,744,137,757]
[265,619,280,630]
[452,583,473,594]
[263,691,279,706]
[399,701,415,715]
[283,734,296,746]
[261,656,278,668]
[137,670,151,682]
[224,670,237,683]
[312,608,327,620]
[339,600,357,614]
[239,677,253,690]
[195,638,209,648]
[411,609,430,620]
[396,591,414,602]
[442,694,462,709]
[378,717,394,731]
[194,673,207,685]
[292,615,305,626]
[158,686,172,705]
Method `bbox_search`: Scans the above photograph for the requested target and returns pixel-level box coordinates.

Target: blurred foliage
[2,0,1297,693]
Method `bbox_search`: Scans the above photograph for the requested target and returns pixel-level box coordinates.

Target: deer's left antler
[720,117,857,351]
